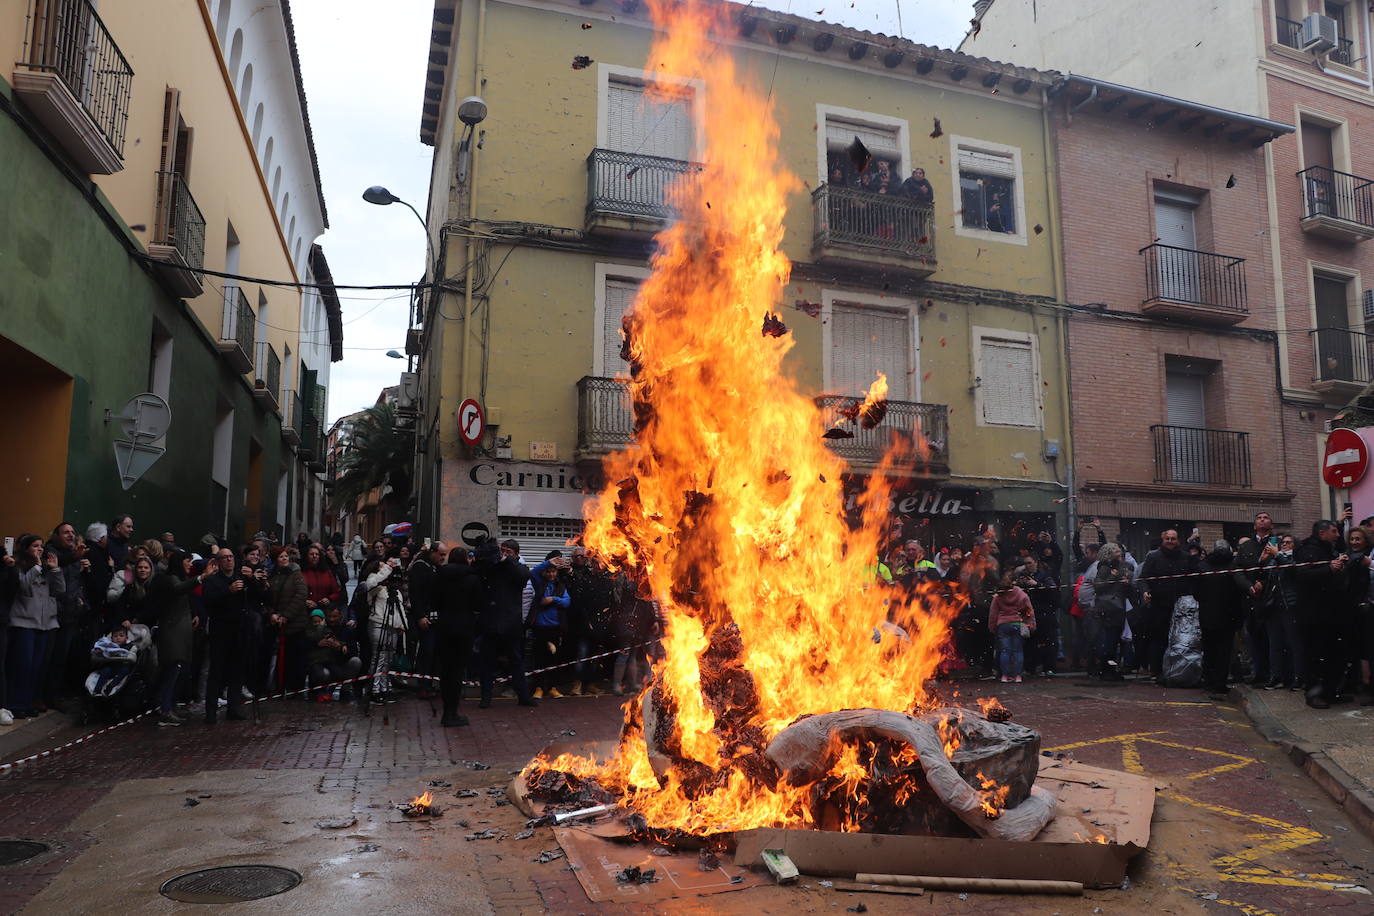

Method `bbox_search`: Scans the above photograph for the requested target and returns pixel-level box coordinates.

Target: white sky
[290,0,976,423]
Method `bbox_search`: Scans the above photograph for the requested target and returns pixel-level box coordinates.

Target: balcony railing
[1151,425,1251,488]
[577,376,634,453]
[1140,243,1248,320]
[1276,16,1355,63]
[813,183,936,264]
[815,395,949,470]
[1311,327,1374,388]
[585,148,699,226]
[219,285,255,373]
[1332,35,1357,66]
[254,340,281,407]
[1299,166,1374,239]
[1276,16,1303,49]
[153,170,206,272]
[281,389,303,446]
[19,0,133,157]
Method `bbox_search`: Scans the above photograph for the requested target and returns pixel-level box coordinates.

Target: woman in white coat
[359,556,403,701]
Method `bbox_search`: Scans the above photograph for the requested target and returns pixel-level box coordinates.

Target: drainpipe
[458,0,488,410]
[1042,86,1076,572]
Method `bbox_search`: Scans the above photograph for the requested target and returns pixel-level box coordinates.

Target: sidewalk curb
[1232,685,1374,840]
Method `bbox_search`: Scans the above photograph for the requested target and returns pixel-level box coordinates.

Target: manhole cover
[160,865,302,903]
[0,840,48,866]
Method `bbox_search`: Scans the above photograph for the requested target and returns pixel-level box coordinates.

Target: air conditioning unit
[1363,288,1374,322]
[1301,13,1338,54]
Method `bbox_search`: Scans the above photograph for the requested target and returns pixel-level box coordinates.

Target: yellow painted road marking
[1045,731,1363,892]
[1177,887,1280,916]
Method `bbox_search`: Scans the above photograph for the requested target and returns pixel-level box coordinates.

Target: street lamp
[385,349,404,359]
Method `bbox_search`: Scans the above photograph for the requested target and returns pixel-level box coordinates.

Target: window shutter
[957,146,1015,178]
[979,337,1037,426]
[826,120,900,157]
[498,517,584,563]
[830,304,911,398]
[603,278,640,376]
[607,80,692,160]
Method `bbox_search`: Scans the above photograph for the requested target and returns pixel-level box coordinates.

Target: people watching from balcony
[900,167,935,205]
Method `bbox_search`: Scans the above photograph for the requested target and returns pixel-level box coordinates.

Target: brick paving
[1,681,1372,914]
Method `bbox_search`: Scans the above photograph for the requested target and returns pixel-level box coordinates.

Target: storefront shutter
[979,337,1037,426]
[830,303,911,399]
[607,79,692,161]
[603,278,640,376]
[498,517,584,563]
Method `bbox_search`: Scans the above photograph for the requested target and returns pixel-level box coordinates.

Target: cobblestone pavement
[1,679,1373,915]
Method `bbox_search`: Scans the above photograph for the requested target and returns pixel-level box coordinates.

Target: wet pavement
[1,678,1372,914]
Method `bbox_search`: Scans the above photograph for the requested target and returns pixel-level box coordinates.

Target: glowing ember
[526,0,964,836]
[976,697,1012,723]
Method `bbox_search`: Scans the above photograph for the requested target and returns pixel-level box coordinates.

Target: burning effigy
[517,0,1147,888]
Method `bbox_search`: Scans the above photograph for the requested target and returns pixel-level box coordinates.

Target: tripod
[367,580,408,723]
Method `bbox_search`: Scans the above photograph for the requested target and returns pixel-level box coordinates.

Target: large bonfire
[527,0,988,837]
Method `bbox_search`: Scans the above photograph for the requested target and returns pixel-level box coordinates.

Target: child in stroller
[84,624,157,722]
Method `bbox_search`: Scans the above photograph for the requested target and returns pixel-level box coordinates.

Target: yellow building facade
[417,0,1071,557]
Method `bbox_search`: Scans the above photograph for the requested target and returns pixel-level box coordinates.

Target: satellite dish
[111,392,172,489]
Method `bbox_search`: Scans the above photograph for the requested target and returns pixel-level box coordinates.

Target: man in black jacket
[1235,513,1279,685]
[1139,530,1198,681]
[432,543,482,726]
[1296,520,1349,708]
[201,547,266,724]
[475,539,536,708]
[406,543,441,695]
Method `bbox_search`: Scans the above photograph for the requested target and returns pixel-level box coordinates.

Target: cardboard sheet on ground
[735,758,1155,889]
[553,826,768,903]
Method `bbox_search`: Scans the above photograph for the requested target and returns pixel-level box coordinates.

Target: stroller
[81,624,157,724]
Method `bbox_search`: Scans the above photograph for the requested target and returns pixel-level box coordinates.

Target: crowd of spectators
[6,505,1373,730]
[0,517,659,730]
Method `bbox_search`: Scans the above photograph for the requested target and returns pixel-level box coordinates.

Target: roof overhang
[1052,74,1294,146]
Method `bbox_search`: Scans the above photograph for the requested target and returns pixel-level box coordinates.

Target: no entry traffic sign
[458,398,485,446]
[1323,427,1369,489]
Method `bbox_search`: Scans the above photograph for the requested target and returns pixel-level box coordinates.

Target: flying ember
[523,0,1032,839]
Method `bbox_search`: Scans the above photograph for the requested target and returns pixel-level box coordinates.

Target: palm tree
[331,403,413,517]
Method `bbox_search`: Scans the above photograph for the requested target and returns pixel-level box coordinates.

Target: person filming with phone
[200,547,265,724]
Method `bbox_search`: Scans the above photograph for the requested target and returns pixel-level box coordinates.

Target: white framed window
[820,289,919,400]
[593,263,650,377]
[974,327,1042,427]
[596,64,703,161]
[815,104,911,191]
[951,135,1027,246]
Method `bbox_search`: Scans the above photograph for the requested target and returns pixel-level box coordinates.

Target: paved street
[2,679,1373,915]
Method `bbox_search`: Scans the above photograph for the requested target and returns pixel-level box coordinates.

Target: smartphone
[2,536,12,557]
[1267,536,1279,547]
[423,537,432,550]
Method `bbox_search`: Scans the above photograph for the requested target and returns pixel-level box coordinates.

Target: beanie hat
[310,609,326,619]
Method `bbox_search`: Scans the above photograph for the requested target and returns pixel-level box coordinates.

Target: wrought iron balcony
[812,183,936,276]
[253,341,281,410]
[815,396,949,472]
[585,148,699,234]
[218,286,255,374]
[149,171,206,297]
[281,389,303,446]
[1310,327,1374,397]
[13,0,132,174]
[1298,166,1374,242]
[1139,243,1248,325]
[1275,16,1303,49]
[577,376,634,454]
[1151,425,1251,488]
[1276,16,1356,64]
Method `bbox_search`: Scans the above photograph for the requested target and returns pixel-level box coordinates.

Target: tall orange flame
[541,0,962,835]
